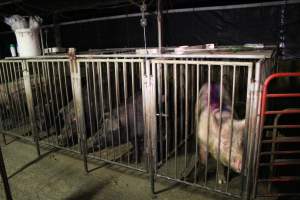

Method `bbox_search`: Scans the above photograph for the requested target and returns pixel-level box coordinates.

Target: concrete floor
[0,135,233,200]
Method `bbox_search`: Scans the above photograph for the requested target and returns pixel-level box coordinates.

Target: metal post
[157,0,163,54]
[0,145,13,200]
[142,60,157,195]
[68,48,88,173]
[22,61,40,157]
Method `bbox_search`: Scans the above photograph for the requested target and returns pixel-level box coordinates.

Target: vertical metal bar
[252,60,264,199]
[92,62,100,157]
[22,61,40,156]
[57,61,70,147]
[114,61,122,162]
[18,62,28,125]
[122,62,130,163]
[86,62,95,154]
[226,65,237,191]
[107,61,115,160]
[131,61,138,167]
[157,0,163,54]
[205,64,211,186]
[52,62,63,144]
[194,64,200,183]
[149,60,157,194]
[157,63,163,167]
[241,64,253,199]
[98,61,108,158]
[184,63,189,179]
[164,63,169,170]
[173,63,178,179]
[14,63,26,125]
[62,61,75,147]
[32,62,42,140]
[179,64,184,142]
[0,146,13,200]
[215,65,224,187]
[9,62,22,126]
[69,48,88,172]
[42,62,53,143]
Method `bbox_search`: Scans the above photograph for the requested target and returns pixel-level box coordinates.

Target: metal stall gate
[254,72,300,199]
[76,58,147,172]
[24,58,86,155]
[147,58,274,199]
[0,60,31,143]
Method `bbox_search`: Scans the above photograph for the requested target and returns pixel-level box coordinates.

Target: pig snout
[232,158,242,173]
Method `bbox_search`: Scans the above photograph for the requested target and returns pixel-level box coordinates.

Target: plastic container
[14,28,41,57]
[10,44,17,57]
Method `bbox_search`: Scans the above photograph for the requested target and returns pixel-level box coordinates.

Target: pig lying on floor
[195,83,246,184]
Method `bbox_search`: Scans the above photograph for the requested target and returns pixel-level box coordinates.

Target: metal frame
[253,72,300,198]
[0,53,275,199]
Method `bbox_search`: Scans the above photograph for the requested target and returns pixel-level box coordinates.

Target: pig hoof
[218,176,226,184]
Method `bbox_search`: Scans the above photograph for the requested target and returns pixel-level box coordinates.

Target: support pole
[68,48,88,173]
[0,145,13,200]
[157,0,163,54]
[22,61,40,157]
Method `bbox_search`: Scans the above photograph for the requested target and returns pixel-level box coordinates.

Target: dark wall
[0,4,299,58]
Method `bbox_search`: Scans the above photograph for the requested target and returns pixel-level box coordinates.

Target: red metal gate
[254,72,300,199]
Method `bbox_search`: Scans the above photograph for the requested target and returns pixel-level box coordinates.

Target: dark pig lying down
[195,83,246,184]
[87,93,144,156]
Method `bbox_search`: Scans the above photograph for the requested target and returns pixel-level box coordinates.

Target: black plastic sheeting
[0,4,299,58]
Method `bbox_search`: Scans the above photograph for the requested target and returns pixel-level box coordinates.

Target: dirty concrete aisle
[0,136,228,200]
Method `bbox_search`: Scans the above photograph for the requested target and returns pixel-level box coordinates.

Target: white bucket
[14,28,41,57]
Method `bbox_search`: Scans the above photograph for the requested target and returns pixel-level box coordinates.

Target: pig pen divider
[147,58,272,199]
[0,54,275,199]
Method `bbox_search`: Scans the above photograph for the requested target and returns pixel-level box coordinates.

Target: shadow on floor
[8,147,59,179]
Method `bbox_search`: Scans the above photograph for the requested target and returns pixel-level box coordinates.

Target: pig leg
[217,164,226,184]
[199,144,207,164]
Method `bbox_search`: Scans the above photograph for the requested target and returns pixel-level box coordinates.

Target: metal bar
[157,0,162,54]
[266,93,300,98]
[226,65,236,192]
[24,0,298,30]
[69,49,88,171]
[22,61,40,156]
[164,63,169,171]
[114,61,121,162]
[265,110,300,115]
[194,64,200,184]
[215,65,223,187]
[98,61,108,159]
[122,62,130,163]
[184,63,189,179]
[173,63,178,179]
[264,124,300,129]
[205,64,211,186]
[260,150,300,155]
[106,61,116,160]
[92,61,100,156]
[131,62,138,167]
[157,63,163,169]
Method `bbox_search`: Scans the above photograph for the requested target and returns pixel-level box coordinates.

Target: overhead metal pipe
[157,0,163,54]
